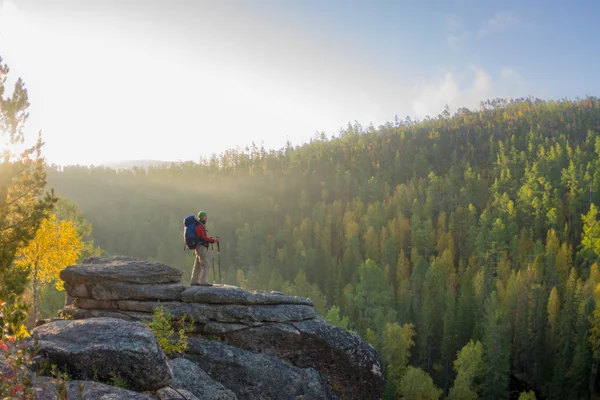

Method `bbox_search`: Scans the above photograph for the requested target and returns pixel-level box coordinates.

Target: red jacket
[195,222,216,246]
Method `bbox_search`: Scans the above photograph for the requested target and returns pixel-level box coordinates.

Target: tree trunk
[33,260,39,324]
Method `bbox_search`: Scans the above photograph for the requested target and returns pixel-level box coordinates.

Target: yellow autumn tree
[14,213,82,322]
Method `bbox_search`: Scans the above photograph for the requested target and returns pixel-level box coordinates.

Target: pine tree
[551,268,580,399]
[0,56,56,308]
[441,291,459,394]
[482,291,512,400]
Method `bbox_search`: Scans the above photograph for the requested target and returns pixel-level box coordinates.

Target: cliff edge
[30,256,384,400]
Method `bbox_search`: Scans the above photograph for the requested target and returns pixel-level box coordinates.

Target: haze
[0,0,598,166]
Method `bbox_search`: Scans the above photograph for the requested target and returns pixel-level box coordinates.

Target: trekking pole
[217,238,221,284]
[211,243,216,283]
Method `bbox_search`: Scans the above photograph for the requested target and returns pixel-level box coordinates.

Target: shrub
[0,299,36,398]
[0,299,76,398]
[146,305,194,357]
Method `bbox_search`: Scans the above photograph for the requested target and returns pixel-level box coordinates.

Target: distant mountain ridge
[101,159,180,170]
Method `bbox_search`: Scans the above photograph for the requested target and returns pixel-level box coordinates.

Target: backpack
[183,215,200,250]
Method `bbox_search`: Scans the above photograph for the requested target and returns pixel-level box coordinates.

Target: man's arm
[195,224,216,243]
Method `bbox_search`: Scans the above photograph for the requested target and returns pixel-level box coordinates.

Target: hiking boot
[200,282,213,287]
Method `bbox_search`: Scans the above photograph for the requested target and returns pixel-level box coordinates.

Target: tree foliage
[14,213,82,322]
[399,366,442,400]
[447,340,485,400]
[44,96,600,398]
[0,55,55,333]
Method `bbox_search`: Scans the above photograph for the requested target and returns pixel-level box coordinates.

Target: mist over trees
[45,96,600,399]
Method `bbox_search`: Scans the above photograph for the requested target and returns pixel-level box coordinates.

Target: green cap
[198,211,207,219]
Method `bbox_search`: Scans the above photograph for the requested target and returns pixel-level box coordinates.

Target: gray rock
[169,358,237,400]
[34,376,155,399]
[65,281,186,301]
[60,256,182,284]
[184,337,335,400]
[28,317,172,392]
[198,321,261,334]
[73,297,119,309]
[104,282,186,301]
[59,306,153,322]
[182,284,313,306]
[60,306,268,335]
[221,320,384,400]
[69,300,316,324]
[116,301,317,323]
[156,387,199,400]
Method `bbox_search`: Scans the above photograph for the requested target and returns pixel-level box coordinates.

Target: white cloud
[410,66,536,119]
[479,11,521,36]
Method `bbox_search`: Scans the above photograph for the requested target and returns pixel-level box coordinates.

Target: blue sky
[0,0,598,165]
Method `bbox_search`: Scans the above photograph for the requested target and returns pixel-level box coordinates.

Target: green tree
[447,340,485,400]
[323,305,349,330]
[398,366,442,400]
[582,203,600,263]
[518,391,537,400]
[551,268,580,399]
[382,322,415,398]
[0,56,55,324]
[482,291,511,400]
[346,259,395,337]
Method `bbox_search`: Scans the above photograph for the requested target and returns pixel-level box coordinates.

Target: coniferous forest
[44,97,600,399]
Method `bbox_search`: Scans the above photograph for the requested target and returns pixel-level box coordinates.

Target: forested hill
[47,97,600,399]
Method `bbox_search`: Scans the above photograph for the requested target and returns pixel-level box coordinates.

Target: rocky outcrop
[220,320,384,400]
[184,338,334,400]
[33,376,155,399]
[60,256,183,284]
[28,317,172,392]
[181,285,314,306]
[50,256,383,400]
[169,358,237,400]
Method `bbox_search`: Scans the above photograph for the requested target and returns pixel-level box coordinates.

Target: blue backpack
[183,215,200,250]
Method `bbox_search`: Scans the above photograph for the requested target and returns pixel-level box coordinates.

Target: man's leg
[198,245,212,285]
[190,248,202,285]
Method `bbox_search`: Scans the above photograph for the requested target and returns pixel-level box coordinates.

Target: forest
[34,97,600,399]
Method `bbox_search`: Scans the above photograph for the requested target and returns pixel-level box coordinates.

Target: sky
[0,0,599,166]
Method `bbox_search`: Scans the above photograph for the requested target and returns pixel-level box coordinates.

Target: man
[191,211,219,286]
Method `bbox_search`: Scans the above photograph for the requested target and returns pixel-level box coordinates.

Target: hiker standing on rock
[191,211,219,286]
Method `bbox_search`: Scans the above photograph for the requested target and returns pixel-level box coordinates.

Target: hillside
[45,97,600,399]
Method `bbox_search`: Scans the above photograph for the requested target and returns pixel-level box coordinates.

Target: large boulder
[60,256,182,285]
[28,317,172,392]
[184,337,336,400]
[220,320,384,400]
[55,256,384,400]
[33,376,155,399]
[169,358,237,400]
[182,285,313,306]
